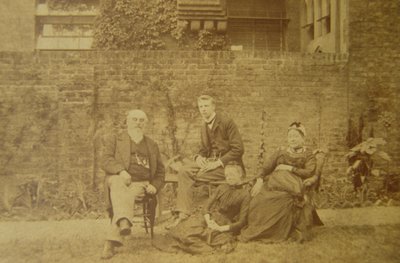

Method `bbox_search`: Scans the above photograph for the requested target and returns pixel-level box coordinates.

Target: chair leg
[143,200,149,234]
[148,195,157,239]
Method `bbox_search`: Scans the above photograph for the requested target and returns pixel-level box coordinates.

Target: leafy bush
[93,0,183,50]
[345,138,391,202]
[196,30,228,50]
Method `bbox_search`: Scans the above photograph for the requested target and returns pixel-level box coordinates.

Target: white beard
[128,129,144,143]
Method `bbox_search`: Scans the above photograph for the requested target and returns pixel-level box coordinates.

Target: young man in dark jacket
[169,95,245,228]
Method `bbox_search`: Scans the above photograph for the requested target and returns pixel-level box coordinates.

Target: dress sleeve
[228,192,250,232]
[203,185,222,214]
[292,151,317,179]
[258,149,280,178]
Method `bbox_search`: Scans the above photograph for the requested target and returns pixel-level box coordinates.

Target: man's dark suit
[102,131,165,212]
[176,114,244,215]
[198,114,245,170]
[101,131,164,244]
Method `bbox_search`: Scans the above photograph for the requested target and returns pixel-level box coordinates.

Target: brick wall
[0,0,398,212]
[1,48,398,210]
[347,0,400,172]
[0,50,350,187]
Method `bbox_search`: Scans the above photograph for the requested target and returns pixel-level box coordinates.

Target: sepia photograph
[0,0,399,262]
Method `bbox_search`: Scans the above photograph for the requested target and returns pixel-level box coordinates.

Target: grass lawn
[0,223,399,263]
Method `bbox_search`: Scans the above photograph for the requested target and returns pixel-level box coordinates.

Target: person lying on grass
[154,163,250,254]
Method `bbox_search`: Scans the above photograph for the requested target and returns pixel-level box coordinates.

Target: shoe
[118,218,131,236]
[100,241,115,260]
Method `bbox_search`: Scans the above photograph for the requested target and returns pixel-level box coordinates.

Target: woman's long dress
[240,147,317,242]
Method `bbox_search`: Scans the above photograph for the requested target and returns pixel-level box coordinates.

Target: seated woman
[154,163,250,254]
[239,122,321,243]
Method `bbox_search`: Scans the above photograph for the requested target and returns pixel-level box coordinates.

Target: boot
[100,240,115,260]
[118,218,131,236]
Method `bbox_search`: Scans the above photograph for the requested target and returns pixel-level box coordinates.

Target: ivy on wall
[0,89,58,175]
[0,88,59,212]
[93,0,185,50]
[196,30,228,50]
[92,0,228,50]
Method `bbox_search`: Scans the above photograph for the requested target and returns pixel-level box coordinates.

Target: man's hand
[200,160,221,173]
[275,164,294,172]
[145,184,157,195]
[119,170,131,186]
[195,156,207,168]
[251,178,263,197]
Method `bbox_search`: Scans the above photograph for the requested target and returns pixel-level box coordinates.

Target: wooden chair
[310,149,327,192]
[134,193,157,238]
[106,187,157,239]
[308,149,327,226]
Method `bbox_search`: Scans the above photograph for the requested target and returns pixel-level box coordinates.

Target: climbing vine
[93,0,228,50]
[196,30,228,50]
[93,0,185,50]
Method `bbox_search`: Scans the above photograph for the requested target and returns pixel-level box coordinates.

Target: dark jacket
[199,114,245,170]
[101,131,165,210]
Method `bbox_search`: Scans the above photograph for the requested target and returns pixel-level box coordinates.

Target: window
[318,0,331,35]
[227,0,288,51]
[302,0,314,41]
[228,19,284,51]
[35,0,98,50]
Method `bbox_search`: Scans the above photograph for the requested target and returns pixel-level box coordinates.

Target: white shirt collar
[204,112,216,129]
[287,146,306,154]
[204,112,216,124]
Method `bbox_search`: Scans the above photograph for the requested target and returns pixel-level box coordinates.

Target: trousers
[176,160,225,215]
[106,176,149,245]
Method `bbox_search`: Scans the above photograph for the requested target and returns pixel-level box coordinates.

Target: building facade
[1,0,348,53]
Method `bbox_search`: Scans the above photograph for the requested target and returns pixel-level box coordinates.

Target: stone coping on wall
[0,51,349,64]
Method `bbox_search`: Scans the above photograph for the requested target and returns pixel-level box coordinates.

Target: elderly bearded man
[101,109,165,259]
[168,95,245,228]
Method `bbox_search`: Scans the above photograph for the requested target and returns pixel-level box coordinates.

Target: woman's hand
[251,178,263,197]
[215,225,230,232]
[206,218,218,229]
[275,164,294,172]
[204,214,217,228]
[207,221,230,232]
[204,213,211,223]
[303,175,318,187]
